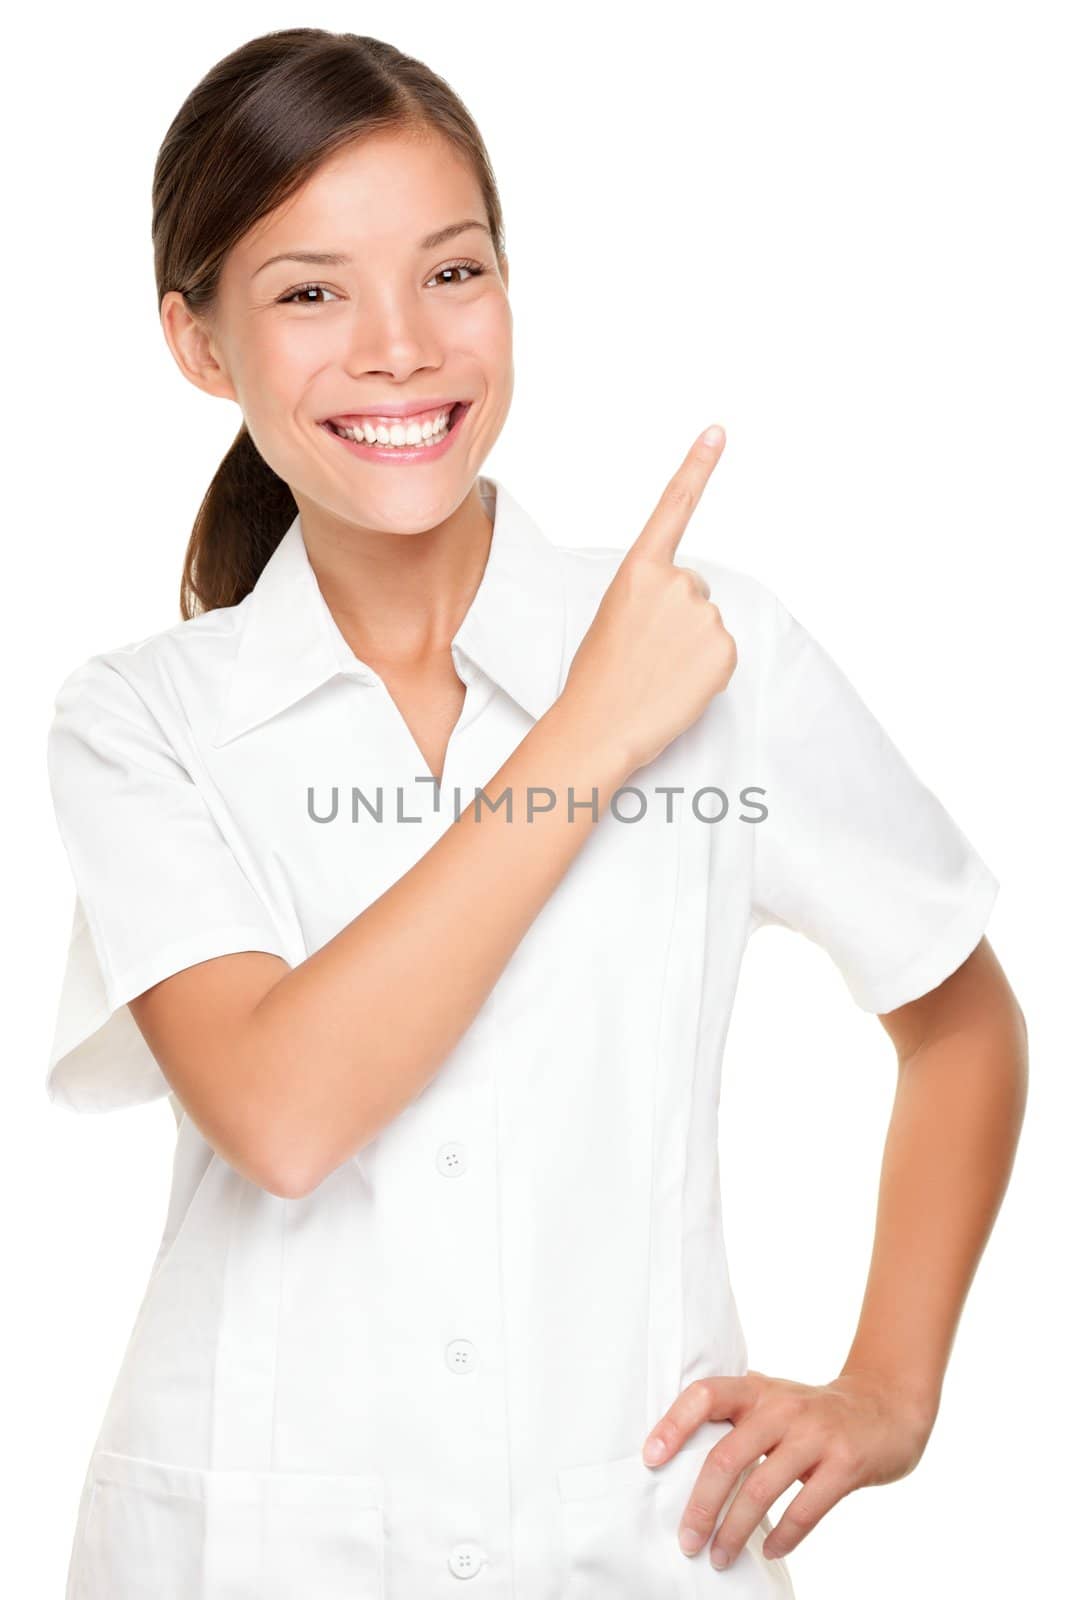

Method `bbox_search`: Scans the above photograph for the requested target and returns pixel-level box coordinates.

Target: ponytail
[180,423,296,620]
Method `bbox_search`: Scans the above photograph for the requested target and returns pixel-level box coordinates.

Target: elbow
[223,1149,307,1201]
[253,1143,328,1201]
[265,1136,376,1200]
[223,1126,328,1200]
[256,1160,318,1201]
[217,1070,372,1199]
[214,1078,335,1199]
[249,1134,356,1201]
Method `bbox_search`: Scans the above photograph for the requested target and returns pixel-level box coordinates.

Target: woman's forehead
[233,134,484,270]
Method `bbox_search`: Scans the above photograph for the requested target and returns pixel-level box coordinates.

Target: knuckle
[691,1376,716,1411]
[662,480,695,515]
[773,1512,806,1548]
[829,1442,863,1480]
[786,1498,821,1533]
[734,1470,770,1512]
[800,1422,833,1457]
[776,1392,807,1425]
[657,1416,684,1448]
[707,1446,739,1480]
[618,550,647,581]
[685,1498,717,1529]
[616,558,652,599]
[715,635,738,677]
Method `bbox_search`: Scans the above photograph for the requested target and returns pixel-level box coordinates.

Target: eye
[277,283,340,306]
[427,259,487,288]
[276,260,488,305]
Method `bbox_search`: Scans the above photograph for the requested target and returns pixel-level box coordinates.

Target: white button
[445,1338,477,1374]
[448,1542,487,1578]
[436,1141,468,1176]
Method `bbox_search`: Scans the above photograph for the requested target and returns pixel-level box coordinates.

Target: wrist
[835,1363,942,1433]
[540,691,638,792]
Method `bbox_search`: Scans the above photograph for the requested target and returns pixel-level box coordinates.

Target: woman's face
[163,127,512,534]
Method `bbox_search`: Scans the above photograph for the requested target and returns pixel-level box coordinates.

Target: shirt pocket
[556,1434,795,1599]
[74,1448,385,1599]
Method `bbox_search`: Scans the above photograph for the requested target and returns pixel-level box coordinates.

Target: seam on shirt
[646,806,687,1426]
[487,990,517,1599]
[681,818,721,1391]
[270,1198,289,1469]
[748,587,779,934]
[66,1476,99,1593]
[209,1175,240,1472]
[77,885,121,1013]
[145,1144,219,1287]
[50,656,293,986]
[98,656,292,938]
[558,547,575,691]
[267,1196,289,1523]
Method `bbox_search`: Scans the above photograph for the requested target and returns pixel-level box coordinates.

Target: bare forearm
[839,999,1028,1421]
[247,695,633,1191]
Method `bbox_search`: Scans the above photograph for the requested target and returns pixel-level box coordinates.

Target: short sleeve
[750,592,999,1014]
[45,655,291,1113]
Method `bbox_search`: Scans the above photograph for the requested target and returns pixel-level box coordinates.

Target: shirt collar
[210,475,568,748]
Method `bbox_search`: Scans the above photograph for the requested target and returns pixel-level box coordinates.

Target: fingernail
[643,1437,667,1463]
[701,425,724,447]
[679,1527,704,1554]
[710,1545,730,1569]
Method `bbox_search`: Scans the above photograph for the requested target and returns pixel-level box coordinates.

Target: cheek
[273,315,339,369]
[445,292,512,365]
[233,352,319,484]
[259,322,335,405]
[238,326,327,432]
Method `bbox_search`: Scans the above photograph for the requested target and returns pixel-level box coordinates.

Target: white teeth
[329,406,458,446]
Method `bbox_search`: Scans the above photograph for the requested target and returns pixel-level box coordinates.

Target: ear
[159,290,238,403]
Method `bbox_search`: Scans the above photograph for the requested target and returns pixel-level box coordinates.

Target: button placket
[429,818,505,1586]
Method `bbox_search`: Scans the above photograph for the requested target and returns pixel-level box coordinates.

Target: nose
[338,285,445,385]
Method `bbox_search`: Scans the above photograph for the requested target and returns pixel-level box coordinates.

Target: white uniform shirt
[46,475,999,1599]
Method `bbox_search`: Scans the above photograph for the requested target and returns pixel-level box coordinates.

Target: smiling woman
[150,32,514,613]
[45,20,1023,1600]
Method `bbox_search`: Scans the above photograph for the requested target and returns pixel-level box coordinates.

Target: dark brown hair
[151,28,505,618]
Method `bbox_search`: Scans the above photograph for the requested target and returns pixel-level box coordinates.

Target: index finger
[627,425,726,566]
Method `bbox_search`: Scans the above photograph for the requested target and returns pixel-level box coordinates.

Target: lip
[320,401,472,465]
[323,396,466,421]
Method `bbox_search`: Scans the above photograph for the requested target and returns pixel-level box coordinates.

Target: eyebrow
[251,219,492,278]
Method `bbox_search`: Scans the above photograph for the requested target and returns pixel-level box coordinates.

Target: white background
[5,3,1063,1595]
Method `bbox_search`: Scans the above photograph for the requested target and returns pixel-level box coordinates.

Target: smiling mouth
[322,401,466,449]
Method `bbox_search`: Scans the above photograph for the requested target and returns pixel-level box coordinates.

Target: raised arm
[129,428,734,1197]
